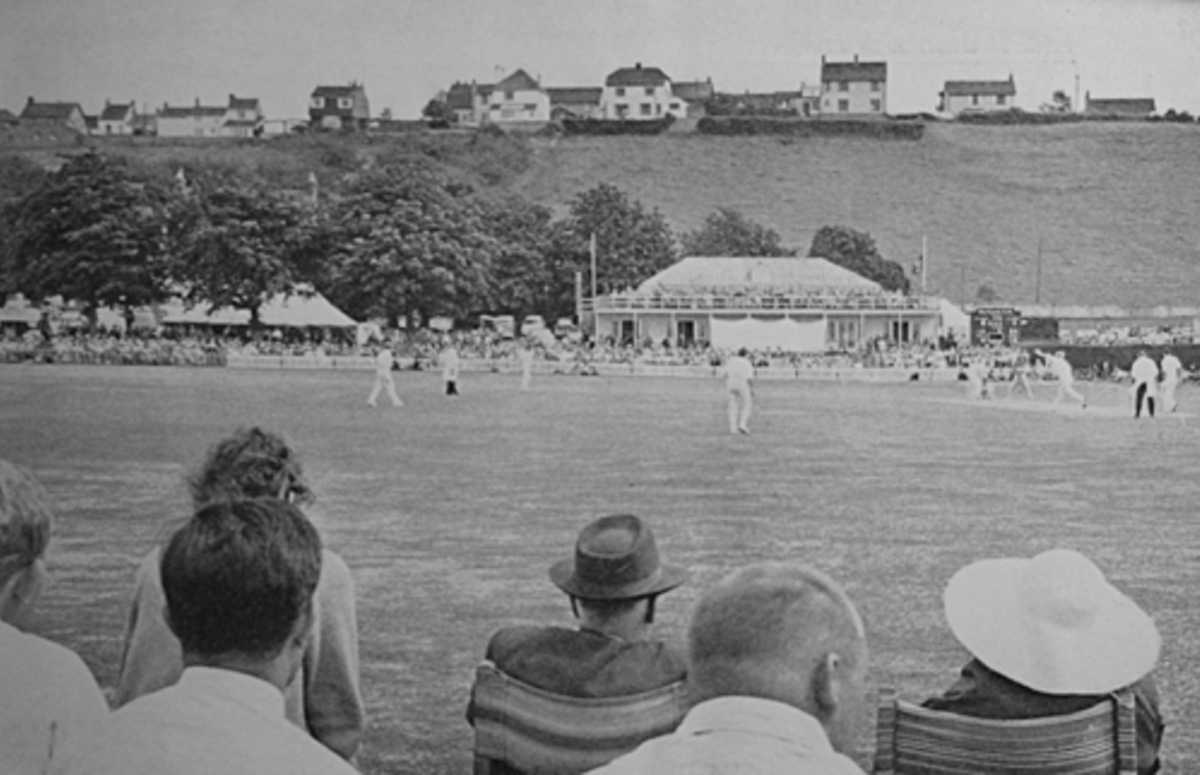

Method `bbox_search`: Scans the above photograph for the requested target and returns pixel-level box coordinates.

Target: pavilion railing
[589,293,938,313]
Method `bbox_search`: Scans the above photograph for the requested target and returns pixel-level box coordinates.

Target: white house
[602,63,687,120]
[481,69,550,123]
[156,99,227,137]
[820,54,887,116]
[223,94,264,137]
[939,76,1016,115]
[97,100,136,135]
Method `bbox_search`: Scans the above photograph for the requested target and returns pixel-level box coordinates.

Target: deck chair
[470,660,688,775]
[872,687,1137,775]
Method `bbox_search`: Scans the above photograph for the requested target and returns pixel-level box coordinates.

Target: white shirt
[1043,353,1073,382]
[724,356,755,390]
[374,349,393,376]
[588,696,864,775]
[518,349,534,369]
[1131,355,1159,386]
[53,667,357,775]
[441,347,460,379]
[1161,354,1182,383]
[0,620,108,775]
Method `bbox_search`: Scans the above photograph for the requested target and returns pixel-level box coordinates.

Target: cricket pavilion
[587,256,942,351]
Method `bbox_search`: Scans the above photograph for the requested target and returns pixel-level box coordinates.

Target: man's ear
[813,652,842,718]
[289,601,314,650]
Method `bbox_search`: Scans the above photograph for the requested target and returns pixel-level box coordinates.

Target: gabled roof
[312,84,364,98]
[20,101,84,120]
[158,104,226,118]
[636,257,881,294]
[1086,97,1156,115]
[446,83,475,110]
[84,115,99,129]
[100,101,135,121]
[0,108,18,124]
[821,59,887,83]
[672,80,714,102]
[546,87,602,105]
[228,95,260,111]
[495,69,541,93]
[223,119,261,127]
[943,79,1016,97]
[606,64,671,87]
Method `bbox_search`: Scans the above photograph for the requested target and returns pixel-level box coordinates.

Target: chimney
[194,97,200,108]
[821,54,826,65]
[635,62,642,70]
[27,96,34,106]
[854,53,859,64]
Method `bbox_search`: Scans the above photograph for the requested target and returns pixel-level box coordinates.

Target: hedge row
[696,116,925,140]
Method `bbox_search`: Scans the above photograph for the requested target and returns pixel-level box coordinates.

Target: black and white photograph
[1,0,1197,771]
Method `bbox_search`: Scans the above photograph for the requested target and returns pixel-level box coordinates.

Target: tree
[807,225,910,293]
[681,207,795,257]
[561,183,676,294]
[169,173,321,327]
[482,197,556,323]
[1,153,173,326]
[321,162,496,329]
[422,98,454,124]
[1040,90,1072,114]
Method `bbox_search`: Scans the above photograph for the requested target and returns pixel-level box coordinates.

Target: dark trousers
[445,380,458,396]
[1135,383,1155,418]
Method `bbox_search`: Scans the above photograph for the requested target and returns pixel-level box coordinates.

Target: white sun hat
[944,549,1161,695]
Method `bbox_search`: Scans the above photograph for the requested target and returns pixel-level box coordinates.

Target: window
[310,97,324,109]
[505,90,514,101]
[972,94,979,105]
[615,87,626,97]
[524,103,537,111]
[870,99,881,112]
[644,86,654,96]
[655,103,662,115]
[824,82,832,92]
[669,102,681,110]
[640,103,652,116]
[490,104,500,111]
[337,97,352,109]
[615,104,629,118]
[838,99,849,112]
[871,80,881,92]
[838,81,849,92]
[997,94,1007,106]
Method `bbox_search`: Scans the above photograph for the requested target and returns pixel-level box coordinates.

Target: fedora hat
[549,514,686,600]
[944,549,1160,695]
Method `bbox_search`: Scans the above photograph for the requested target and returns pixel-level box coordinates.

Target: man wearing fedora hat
[468,514,688,702]
[924,549,1164,774]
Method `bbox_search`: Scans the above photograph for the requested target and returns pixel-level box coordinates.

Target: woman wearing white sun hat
[923,549,1164,774]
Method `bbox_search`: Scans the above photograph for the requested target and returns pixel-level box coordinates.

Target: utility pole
[1035,237,1043,304]
[921,235,928,294]
[589,232,599,341]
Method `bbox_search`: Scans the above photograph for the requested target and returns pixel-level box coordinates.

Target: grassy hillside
[512,124,1200,307]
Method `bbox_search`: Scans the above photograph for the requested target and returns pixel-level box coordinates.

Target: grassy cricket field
[1,364,1196,773]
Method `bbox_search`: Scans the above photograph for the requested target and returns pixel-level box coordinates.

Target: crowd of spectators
[604,284,929,312]
[1060,324,1195,346]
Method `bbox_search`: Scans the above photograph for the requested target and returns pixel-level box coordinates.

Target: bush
[696,116,924,140]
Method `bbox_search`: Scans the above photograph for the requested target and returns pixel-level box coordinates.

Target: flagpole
[589,232,599,341]
[921,235,928,295]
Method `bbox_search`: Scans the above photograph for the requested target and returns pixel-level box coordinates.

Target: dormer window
[337,97,353,109]
[310,97,324,109]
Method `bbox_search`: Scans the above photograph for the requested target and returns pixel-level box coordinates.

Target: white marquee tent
[161,289,356,329]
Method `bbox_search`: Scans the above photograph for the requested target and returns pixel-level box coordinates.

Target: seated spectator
[923,549,1163,774]
[591,561,869,774]
[113,427,363,760]
[53,499,357,775]
[468,514,688,706]
[0,461,108,775]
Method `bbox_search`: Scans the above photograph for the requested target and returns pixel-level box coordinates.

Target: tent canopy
[162,289,357,328]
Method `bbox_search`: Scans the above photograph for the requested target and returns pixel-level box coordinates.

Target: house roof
[495,69,541,92]
[605,64,671,87]
[672,80,714,102]
[821,60,887,83]
[446,83,475,110]
[159,104,226,118]
[20,101,84,120]
[312,84,364,98]
[0,108,17,124]
[100,101,134,121]
[1086,97,1156,114]
[546,87,602,105]
[943,79,1016,97]
[636,257,881,294]
[223,119,261,127]
[228,95,260,111]
[84,115,99,129]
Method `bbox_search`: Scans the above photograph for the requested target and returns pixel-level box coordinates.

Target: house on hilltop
[939,76,1016,115]
[445,81,488,124]
[820,55,887,116]
[480,69,550,123]
[602,63,687,120]
[224,94,264,137]
[671,78,715,117]
[20,98,88,133]
[547,87,603,120]
[156,99,228,137]
[1084,92,1156,118]
[98,100,136,135]
[310,83,370,131]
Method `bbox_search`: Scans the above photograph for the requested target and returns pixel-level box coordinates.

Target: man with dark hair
[590,562,869,773]
[468,514,687,706]
[55,499,357,775]
[114,427,363,760]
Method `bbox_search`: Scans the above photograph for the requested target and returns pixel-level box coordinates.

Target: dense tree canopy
[561,183,676,294]
[482,197,557,322]
[681,207,794,257]
[2,153,174,323]
[808,225,910,293]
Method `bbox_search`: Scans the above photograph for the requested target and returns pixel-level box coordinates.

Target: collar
[678,695,838,752]
[176,666,285,720]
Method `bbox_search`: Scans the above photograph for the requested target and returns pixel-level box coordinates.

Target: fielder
[440,341,461,396]
[1005,350,1035,399]
[722,348,755,435]
[1034,349,1087,409]
[517,341,534,391]
[367,344,402,408]
[1130,349,1159,419]
[1160,349,1184,413]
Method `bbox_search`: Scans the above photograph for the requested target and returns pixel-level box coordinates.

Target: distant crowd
[607,284,926,311]
[1,426,1166,773]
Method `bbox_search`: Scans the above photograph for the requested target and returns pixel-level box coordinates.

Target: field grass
[514,123,1200,307]
[1,365,1197,773]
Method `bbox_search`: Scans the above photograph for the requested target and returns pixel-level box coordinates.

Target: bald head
[687,562,868,751]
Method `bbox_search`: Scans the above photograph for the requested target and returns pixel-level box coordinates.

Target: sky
[2,0,1199,119]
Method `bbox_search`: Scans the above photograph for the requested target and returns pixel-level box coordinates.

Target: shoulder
[314,549,355,602]
[484,625,563,661]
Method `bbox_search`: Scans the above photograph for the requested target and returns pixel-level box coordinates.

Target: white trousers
[1162,380,1178,412]
[728,387,752,432]
[368,373,402,406]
